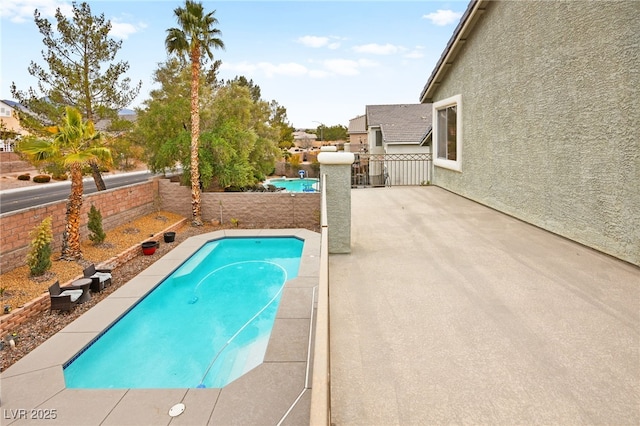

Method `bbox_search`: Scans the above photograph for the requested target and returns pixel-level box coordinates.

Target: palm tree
[166,0,224,226]
[19,107,111,260]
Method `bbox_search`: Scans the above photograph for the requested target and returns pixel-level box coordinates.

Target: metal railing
[351,153,433,187]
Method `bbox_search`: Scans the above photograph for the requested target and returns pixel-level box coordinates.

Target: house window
[375,130,382,147]
[433,94,462,171]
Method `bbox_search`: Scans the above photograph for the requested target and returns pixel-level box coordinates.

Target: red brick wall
[159,179,320,231]
[0,180,157,273]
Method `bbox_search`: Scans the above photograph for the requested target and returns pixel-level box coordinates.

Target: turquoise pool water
[63,237,304,389]
[266,178,319,192]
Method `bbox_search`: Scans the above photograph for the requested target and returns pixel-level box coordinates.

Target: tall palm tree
[166,0,224,226]
[19,107,111,260]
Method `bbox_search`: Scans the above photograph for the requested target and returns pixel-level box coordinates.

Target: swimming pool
[63,237,304,389]
[266,177,319,192]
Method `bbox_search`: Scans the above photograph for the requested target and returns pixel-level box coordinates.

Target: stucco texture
[431,1,640,265]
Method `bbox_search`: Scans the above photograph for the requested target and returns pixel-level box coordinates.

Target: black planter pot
[164,232,176,243]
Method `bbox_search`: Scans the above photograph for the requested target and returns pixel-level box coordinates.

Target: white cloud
[404,46,425,59]
[322,59,360,76]
[222,56,378,80]
[1,0,72,23]
[319,58,378,76]
[220,61,258,74]
[352,43,401,55]
[258,62,308,78]
[309,69,330,79]
[110,19,147,40]
[298,35,342,50]
[298,35,330,48]
[223,61,308,78]
[422,9,463,26]
[404,51,424,59]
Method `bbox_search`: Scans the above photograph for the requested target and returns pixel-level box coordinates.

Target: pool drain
[169,403,185,417]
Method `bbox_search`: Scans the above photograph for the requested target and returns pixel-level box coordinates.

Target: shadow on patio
[330,186,639,425]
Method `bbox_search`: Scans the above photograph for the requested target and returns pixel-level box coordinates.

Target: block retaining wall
[159,179,321,231]
[0,180,158,273]
[0,218,186,337]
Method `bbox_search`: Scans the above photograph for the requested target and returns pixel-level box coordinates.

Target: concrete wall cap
[318,152,355,165]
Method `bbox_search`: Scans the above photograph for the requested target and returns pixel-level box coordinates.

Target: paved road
[0,171,155,214]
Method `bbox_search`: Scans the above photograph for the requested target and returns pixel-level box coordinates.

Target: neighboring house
[293,131,318,150]
[0,100,29,151]
[365,104,431,155]
[347,114,367,153]
[420,0,639,266]
[358,104,432,185]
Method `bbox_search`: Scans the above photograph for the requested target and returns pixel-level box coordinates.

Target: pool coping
[0,228,321,425]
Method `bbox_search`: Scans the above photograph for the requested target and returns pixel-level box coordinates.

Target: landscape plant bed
[0,211,185,310]
[0,216,230,372]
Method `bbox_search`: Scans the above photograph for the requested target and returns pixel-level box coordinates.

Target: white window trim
[433,94,462,172]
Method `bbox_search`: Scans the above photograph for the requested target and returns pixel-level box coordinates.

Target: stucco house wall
[427,1,639,265]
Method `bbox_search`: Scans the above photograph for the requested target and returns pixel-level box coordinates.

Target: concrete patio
[330,186,640,425]
[1,186,638,425]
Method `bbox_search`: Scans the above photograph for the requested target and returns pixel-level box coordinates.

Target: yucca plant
[27,217,53,276]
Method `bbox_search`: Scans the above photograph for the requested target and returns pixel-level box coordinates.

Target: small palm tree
[166,0,224,226]
[19,106,111,260]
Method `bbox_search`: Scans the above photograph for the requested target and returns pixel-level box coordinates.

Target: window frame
[433,94,462,172]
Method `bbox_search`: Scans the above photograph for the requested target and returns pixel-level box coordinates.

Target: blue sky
[0,0,466,129]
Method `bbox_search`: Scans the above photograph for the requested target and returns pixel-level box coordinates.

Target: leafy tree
[11,1,141,191]
[134,62,285,190]
[270,100,295,150]
[227,76,261,102]
[165,0,224,226]
[19,107,111,260]
[315,124,348,142]
[132,59,192,173]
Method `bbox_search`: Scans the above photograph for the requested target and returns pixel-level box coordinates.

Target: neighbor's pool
[63,237,304,389]
[266,177,319,192]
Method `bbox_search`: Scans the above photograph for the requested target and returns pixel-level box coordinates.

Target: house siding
[430,1,640,265]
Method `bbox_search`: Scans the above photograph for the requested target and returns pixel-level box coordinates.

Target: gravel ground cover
[1,212,228,371]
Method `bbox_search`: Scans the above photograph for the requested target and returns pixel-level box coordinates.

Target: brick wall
[159,179,321,231]
[0,152,35,174]
[0,180,157,273]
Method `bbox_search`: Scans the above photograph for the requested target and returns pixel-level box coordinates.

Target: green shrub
[33,175,51,183]
[88,204,106,244]
[17,174,31,181]
[27,217,53,277]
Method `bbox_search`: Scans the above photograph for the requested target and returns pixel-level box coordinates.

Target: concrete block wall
[159,179,320,231]
[0,180,157,273]
[0,152,35,174]
[273,162,319,178]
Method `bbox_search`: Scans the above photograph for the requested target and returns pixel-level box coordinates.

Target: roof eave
[419,0,490,104]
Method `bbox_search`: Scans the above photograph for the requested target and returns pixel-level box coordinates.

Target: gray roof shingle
[366,104,432,144]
